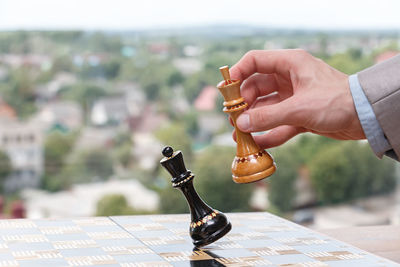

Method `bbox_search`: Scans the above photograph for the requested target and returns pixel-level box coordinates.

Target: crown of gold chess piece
[217,66,276,183]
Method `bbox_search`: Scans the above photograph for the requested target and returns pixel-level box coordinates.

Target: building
[35,72,77,101]
[172,58,202,75]
[194,85,225,143]
[194,86,219,112]
[375,51,399,64]
[21,179,159,218]
[0,121,43,193]
[30,100,83,132]
[0,98,17,122]
[91,97,129,126]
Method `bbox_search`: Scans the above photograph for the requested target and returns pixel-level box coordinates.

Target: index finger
[230,49,298,82]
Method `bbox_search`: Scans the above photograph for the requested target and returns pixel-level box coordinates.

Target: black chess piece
[160,146,232,247]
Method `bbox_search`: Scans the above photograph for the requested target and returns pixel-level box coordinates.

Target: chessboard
[0,212,397,266]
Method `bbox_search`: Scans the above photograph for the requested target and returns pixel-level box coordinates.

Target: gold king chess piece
[217,66,276,183]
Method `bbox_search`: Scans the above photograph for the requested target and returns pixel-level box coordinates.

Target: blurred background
[0,0,399,230]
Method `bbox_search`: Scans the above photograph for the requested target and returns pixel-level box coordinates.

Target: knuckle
[245,50,259,60]
[291,49,311,61]
[294,48,307,55]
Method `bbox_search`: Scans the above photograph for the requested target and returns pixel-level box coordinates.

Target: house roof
[375,51,399,63]
[0,98,16,121]
[194,86,219,111]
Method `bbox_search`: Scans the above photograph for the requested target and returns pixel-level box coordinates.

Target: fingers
[253,126,306,149]
[252,93,281,109]
[232,125,305,149]
[240,73,278,107]
[229,93,280,127]
[230,49,303,81]
[236,97,299,132]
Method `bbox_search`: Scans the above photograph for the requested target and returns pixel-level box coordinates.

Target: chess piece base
[193,221,232,247]
[231,150,276,184]
[233,164,276,184]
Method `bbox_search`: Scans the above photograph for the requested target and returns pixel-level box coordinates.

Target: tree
[159,185,189,214]
[267,146,299,212]
[155,122,193,163]
[95,194,135,216]
[194,146,253,212]
[59,83,107,117]
[0,150,12,192]
[1,67,36,118]
[113,144,132,168]
[42,132,77,192]
[82,149,114,181]
[111,131,133,169]
[54,148,114,190]
[309,141,396,204]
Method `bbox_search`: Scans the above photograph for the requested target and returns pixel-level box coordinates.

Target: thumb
[236,98,298,132]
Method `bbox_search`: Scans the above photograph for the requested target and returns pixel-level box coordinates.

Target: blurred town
[0,27,399,230]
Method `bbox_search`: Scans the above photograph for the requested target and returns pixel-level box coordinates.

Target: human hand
[229,49,365,149]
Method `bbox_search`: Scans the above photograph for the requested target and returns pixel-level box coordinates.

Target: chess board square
[151,244,193,254]
[47,233,91,242]
[0,253,14,261]
[235,239,282,249]
[18,258,68,267]
[95,238,143,247]
[113,253,164,263]
[206,248,257,258]
[7,242,54,251]
[263,254,316,265]
[59,247,106,257]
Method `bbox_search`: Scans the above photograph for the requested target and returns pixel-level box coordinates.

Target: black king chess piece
[160,146,232,247]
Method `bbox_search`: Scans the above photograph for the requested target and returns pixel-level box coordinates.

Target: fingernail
[237,114,250,131]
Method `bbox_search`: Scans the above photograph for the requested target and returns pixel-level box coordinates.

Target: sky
[0,0,400,31]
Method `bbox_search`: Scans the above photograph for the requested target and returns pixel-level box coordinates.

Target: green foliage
[113,144,132,168]
[159,185,189,214]
[325,49,373,74]
[309,141,396,204]
[295,135,337,165]
[42,132,77,191]
[268,135,397,211]
[136,60,183,100]
[0,150,12,192]
[59,83,107,116]
[268,146,299,212]
[167,70,184,87]
[182,110,199,137]
[194,146,253,212]
[95,194,135,216]
[87,32,123,53]
[155,122,193,163]
[79,58,121,80]
[51,55,74,73]
[182,72,207,102]
[111,131,133,168]
[52,148,114,191]
[0,67,37,118]
[81,149,114,181]
[103,58,121,79]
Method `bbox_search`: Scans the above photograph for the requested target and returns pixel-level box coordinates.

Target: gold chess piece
[217,66,276,183]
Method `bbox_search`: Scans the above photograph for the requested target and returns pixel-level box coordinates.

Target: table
[0,212,398,266]
[320,225,400,264]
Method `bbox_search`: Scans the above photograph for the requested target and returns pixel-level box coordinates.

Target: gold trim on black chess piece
[160,146,231,247]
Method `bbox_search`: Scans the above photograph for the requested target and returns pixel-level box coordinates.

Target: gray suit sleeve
[358,55,400,160]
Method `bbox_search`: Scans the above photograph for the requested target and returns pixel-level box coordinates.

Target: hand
[229,49,365,149]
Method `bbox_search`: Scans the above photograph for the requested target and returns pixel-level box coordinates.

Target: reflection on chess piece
[217,66,276,183]
[160,146,231,247]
